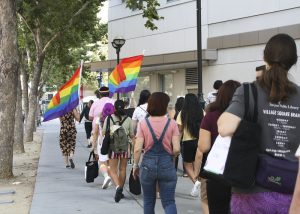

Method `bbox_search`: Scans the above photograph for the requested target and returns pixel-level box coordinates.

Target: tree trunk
[21,61,29,120]
[24,54,44,142]
[14,67,25,153]
[0,0,19,178]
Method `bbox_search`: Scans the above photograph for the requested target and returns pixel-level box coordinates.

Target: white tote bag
[203,135,231,175]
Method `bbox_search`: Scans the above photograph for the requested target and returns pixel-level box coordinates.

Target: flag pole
[78,60,83,97]
[78,60,83,111]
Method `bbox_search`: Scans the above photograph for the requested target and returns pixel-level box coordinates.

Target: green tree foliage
[17,0,107,142]
[125,0,163,30]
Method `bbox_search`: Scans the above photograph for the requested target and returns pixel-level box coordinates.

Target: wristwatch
[133,163,139,169]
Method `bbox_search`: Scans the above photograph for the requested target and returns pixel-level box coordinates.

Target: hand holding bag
[203,135,231,182]
[101,116,111,155]
[129,168,141,195]
[223,83,261,188]
[85,152,99,183]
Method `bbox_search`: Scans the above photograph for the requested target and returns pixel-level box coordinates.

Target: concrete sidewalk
[30,119,201,214]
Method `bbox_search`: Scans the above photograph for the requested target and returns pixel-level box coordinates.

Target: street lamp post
[111,37,126,100]
[196,0,205,109]
[96,72,103,88]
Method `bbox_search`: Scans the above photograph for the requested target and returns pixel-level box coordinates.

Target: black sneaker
[69,159,75,169]
[87,144,92,148]
[114,187,123,203]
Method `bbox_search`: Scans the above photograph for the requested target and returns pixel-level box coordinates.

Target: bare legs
[184,162,197,183]
[109,158,128,203]
[64,152,75,168]
[109,158,127,188]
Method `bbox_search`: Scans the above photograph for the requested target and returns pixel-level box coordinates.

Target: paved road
[30,119,202,214]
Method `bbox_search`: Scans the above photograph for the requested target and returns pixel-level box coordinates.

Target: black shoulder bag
[101,116,111,155]
[223,83,261,188]
[85,152,99,183]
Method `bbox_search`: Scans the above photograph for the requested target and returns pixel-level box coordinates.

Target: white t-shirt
[206,90,218,104]
[132,103,148,122]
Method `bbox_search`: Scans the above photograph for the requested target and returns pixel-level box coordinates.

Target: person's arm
[89,103,95,121]
[218,85,245,137]
[194,128,211,178]
[133,137,144,179]
[72,109,80,122]
[172,135,181,156]
[132,120,138,135]
[92,123,99,154]
[176,111,183,139]
[79,107,85,123]
[128,118,135,139]
[217,112,241,137]
[102,117,108,136]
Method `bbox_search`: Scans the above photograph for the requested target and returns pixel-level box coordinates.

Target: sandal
[66,165,71,168]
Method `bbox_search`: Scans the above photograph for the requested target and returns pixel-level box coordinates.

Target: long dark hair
[174,97,184,120]
[207,80,241,113]
[114,100,126,121]
[137,90,151,106]
[258,34,297,103]
[181,93,203,139]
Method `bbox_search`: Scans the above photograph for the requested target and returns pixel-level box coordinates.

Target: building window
[162,74,173,101]
[133,75,150,105]
[185,68,198,86]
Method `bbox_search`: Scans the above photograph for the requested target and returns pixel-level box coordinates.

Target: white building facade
[90,0,300,106]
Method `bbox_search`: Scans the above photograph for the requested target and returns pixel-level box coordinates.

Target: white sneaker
[102,176,111,189]
[190,180,201,197]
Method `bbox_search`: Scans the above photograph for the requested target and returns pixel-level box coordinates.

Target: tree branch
[42,1,91,54]
[17,13,38,49]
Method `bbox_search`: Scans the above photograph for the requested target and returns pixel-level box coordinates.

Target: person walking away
[173,97,186,176]
[124,97,135,118]
[90,86,114,189]
[80,100,93,148]
[89,86,114,130]
[133,92,181,214]
[132,89,151,133]
[93,102,114,189]
[102,100,134,202]
[218,34,300,214]
[176,93,204,197]
[195,80,241,214]
[59,109,80,168]
[206,80,223,105]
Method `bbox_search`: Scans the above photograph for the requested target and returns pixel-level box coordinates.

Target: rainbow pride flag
[108,55,144,97]
[43,65,82,122]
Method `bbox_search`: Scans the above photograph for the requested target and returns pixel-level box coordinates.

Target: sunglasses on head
[256,65,266,71]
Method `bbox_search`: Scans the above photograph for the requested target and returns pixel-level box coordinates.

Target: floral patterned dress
[59,112,77,156]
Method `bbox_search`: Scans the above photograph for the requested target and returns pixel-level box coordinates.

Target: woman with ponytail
[102,100,134,203]
[218,34,300,213]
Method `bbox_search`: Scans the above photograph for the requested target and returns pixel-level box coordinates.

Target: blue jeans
[140,154,177,214]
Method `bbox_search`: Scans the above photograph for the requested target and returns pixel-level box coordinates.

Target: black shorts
[182,139,198,163]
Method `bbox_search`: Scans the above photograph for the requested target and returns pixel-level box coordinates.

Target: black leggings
[84,122,92,139]
[206,179,231,214]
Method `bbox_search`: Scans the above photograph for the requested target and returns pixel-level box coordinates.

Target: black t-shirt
[226,82,300,162]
